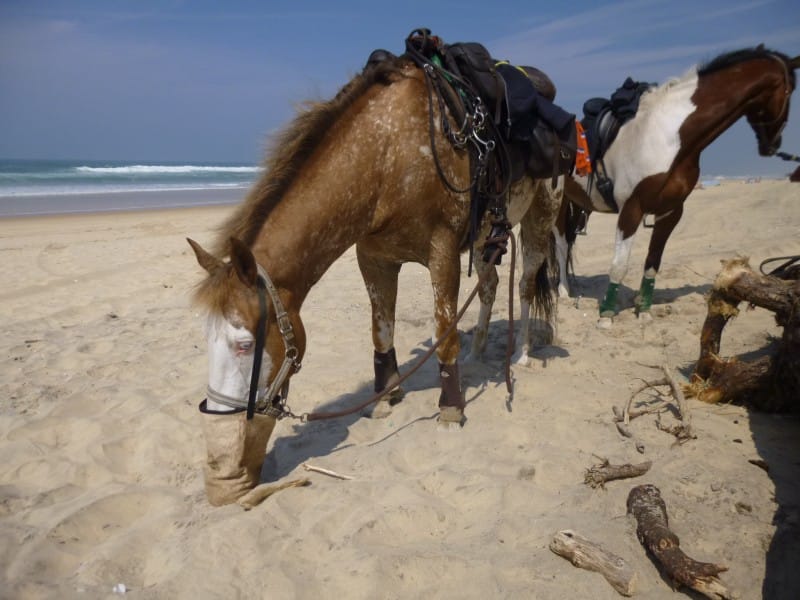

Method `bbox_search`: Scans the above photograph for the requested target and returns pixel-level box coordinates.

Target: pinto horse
[551,46,799,327]
[186,57,562,505]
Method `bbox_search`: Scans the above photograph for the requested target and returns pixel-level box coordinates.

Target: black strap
[246,280,268,420]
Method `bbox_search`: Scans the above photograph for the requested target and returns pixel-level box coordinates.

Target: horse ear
[187,238,223,275]
[791,55,800,69]
[228,237,259,288]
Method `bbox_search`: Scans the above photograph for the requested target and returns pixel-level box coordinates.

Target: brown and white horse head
[188,237,288,413]
[745,49,798,156]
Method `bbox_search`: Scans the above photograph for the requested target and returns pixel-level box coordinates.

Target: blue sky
[1,0,798,176]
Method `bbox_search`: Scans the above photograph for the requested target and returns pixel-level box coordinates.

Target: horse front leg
[516,178,562,365]
[598,200,643,327]
[356,245,404,418]
[429,239,465,428]
[635,204,684,319]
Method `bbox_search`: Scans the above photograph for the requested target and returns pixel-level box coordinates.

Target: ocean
[0,159,259,217]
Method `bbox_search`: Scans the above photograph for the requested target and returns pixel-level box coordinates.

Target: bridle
[750,53,793,153]
[205,264,301,421]
[205,233,517,423]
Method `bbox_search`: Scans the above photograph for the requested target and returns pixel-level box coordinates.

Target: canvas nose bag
[199,400,277,506]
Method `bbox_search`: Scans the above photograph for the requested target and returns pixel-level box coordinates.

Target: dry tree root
[627,484,735,599]
[550,529,637,596]
[688,257,800,412]
[584,458,652,489]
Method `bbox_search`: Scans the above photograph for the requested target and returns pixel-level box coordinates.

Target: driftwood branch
[584,458,652,489]
[623,365,695,442]
[627,484,734,599]
[550,529,637,596]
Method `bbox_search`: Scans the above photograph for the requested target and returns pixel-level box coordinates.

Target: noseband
[205,264,301,420]
[751,53,793,151]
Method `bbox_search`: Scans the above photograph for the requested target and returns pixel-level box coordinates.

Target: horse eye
[236,341,254,353]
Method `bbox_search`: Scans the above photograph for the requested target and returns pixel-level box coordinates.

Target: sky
[1,0,799,176]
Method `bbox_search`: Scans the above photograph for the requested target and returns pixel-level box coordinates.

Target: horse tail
[519,227,557,329]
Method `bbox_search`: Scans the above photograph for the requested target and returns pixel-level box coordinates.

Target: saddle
[373,30,577,269]
[581,77,654,211]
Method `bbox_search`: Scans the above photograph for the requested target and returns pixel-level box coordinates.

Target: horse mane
[698,46,796,88]
[212,57,407,257]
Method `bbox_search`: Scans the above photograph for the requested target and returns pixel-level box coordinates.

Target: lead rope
[302,230,517,422]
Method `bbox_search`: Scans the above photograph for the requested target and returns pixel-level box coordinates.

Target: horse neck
[251,191,369,305]
[247,68,431,308]
[681,60,781,155]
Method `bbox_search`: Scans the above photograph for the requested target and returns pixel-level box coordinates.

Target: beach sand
[1,180,799,599]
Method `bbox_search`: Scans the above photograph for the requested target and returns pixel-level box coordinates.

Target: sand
[1,180,799,599]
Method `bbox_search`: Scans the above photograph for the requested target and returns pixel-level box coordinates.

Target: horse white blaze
[205,314,273,412]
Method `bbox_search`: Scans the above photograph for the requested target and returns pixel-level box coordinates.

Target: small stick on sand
[584,458,652,489]
[302,462,354,480]
[550,529,637,596]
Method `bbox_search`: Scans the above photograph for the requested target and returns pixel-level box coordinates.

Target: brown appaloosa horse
[187,57,562,506]
[551,46,799,328]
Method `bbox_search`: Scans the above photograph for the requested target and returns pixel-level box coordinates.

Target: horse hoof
[596,316,613,329]
[437,406,464,429]
[366,399,393,419]
[513,352,531,367]
[638,311,653,323]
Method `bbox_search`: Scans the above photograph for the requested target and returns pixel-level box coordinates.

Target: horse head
[746,51,798,156]
[188,237,296,416]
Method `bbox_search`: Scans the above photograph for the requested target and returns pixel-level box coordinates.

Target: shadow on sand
[262,329,525,482]
[680,336,800,599]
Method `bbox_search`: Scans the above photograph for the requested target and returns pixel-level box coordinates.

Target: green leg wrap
[635,276,656,314]
[599,282,620,318]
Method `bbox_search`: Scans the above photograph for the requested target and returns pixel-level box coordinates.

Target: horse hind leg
[465,253,499,362]
[515,178,561,365]
[356,246,404,418]
[553,192,572,298]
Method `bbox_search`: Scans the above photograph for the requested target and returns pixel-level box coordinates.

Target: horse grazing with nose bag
[187,52,567,506]
[551,46,799,327]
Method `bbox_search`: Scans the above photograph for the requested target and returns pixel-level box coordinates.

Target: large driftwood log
[550,530,637,596]
[627,485,733,599]
[688,257,800,412]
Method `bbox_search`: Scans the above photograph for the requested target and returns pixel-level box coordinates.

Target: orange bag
[574,121,591,176]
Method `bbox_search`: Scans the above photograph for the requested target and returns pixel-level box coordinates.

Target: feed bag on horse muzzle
[198,400,277,506]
